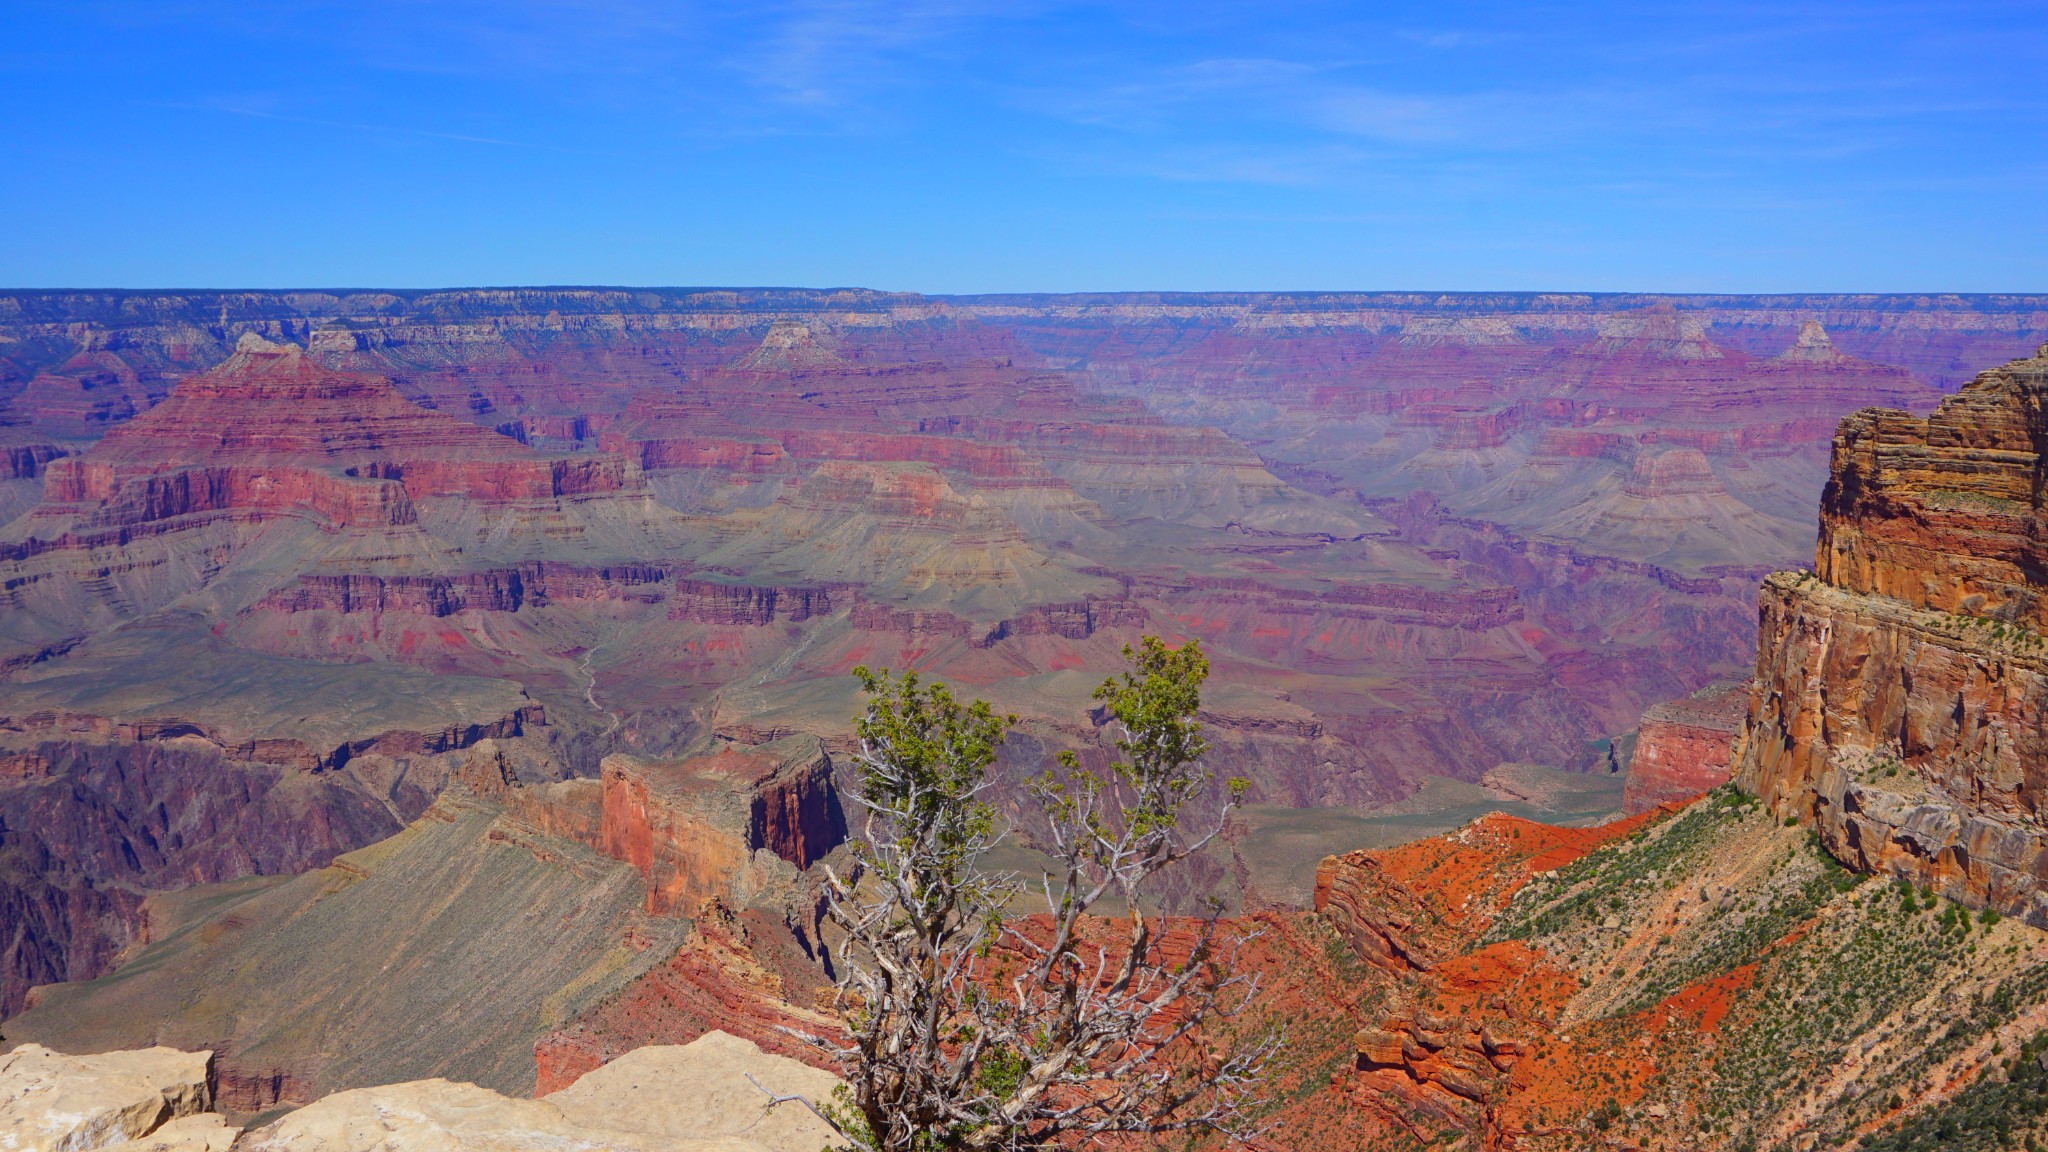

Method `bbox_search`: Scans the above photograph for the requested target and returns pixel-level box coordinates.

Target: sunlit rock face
[1739,342,2048,923]
[1814,343,2048,626]
[1623,683,1749,813]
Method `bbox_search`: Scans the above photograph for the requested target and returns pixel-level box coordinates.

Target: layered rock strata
[1814,346,2048,625]
[1294,792,2048,1150]
[0,709,545,1016]
[602,736,846,914]
[1,787,671,1103]
[1621,683,1749,813]
[4,735,847,1102]
[257,563,670,616]
[1311,809,1659,1139]
[1737,341,2048,923]
[0,289,2018,989]
[16,333,643,549]
[533,897,841,1091]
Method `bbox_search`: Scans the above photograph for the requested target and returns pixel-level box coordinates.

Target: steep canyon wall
[1738,341,2048,923]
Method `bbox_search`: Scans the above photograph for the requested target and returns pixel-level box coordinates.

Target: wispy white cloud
[741,0,1016,106]
[164,0,1044,130]
[37,0,2048,195]
[1022,58,1568,152]
[1010,5,2048,196]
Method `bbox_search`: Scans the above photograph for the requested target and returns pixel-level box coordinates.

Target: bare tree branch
[805,642,1280,1152]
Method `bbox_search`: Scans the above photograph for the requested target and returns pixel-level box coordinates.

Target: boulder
[239,1031,842,1152]
[99,1114,237,1152]
[235,1078,760,1152]
[0,1043,217,1152]
[546,1031,845,1152]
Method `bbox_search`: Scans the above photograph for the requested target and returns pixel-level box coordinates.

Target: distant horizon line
[4,286,2045,305]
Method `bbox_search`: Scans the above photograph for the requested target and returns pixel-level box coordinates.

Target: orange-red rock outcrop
[1739,341,2048,924]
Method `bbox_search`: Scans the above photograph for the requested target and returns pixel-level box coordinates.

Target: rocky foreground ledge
[0,1031,841,1152]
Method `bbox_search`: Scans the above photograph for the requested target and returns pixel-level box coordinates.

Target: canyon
[5,289,2048,1149]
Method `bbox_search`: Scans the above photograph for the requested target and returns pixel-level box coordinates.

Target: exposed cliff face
[1622,683,1749,813]
[1814,344,2048,625]
[1311,813,1633,976]
[36,460,419,531]
[666,580,850,626]
[1,787,676,1103]
[601,736,844,914]
[0,289,2034,990]
[1737,341,2048,924]
[0,331,685,676]
[533,898,842,1092]
[38,334,636,517]
[255,563,670,616]
[4,733,848,1101]
[1739,573,2048,922]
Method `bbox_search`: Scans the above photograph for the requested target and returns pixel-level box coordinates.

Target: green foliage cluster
[826,638,1275,1152]
[1038,636,1244,878]
[1843,752,1909,785]
[1615,838,1859,1019]
[1486,786,1758,946]
[1699,882,2048,1149]
[1928,605,2048,652]
[1860,1032,2048,1152]
[849,664,1013,880]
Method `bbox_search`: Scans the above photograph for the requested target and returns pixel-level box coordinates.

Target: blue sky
[2,1,2043,291]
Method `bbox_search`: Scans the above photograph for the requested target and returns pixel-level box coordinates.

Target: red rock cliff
[1622,683,1749,813]
[599,736,845,915]
[23,333,641,543]
[1736,340,2048,924]
[1814,344,2048,625]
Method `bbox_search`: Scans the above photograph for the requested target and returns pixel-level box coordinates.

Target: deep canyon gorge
[6,288,2048,1150]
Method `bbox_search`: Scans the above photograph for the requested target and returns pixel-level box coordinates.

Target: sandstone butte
[1620,683,1750,814]
[27,331,640,541]
[1740,338,2048,922]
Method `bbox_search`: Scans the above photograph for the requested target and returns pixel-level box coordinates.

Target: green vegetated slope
[1472,788,2048,1151]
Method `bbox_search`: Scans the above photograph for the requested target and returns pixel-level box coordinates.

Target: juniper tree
[805,637,1275,1151]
